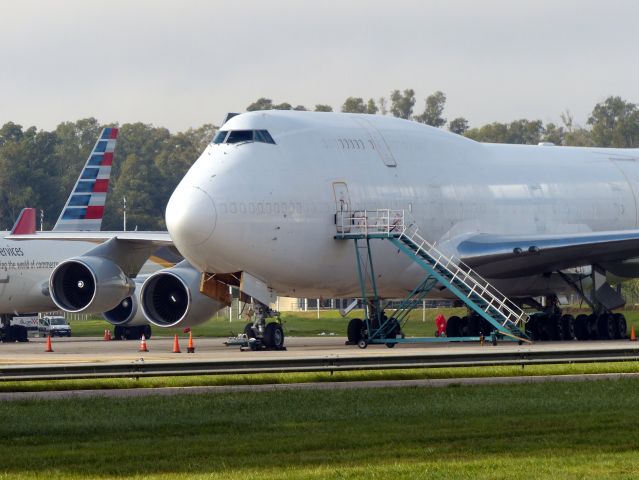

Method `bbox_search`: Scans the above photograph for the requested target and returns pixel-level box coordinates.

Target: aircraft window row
[212,130,276,145]
[338,138,366,150]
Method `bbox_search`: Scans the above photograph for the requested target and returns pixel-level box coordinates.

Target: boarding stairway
[335,209,530,342]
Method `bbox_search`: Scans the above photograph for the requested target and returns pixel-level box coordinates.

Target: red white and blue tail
[53,127,118,231]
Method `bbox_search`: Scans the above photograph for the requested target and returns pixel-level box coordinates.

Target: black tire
[143,325,152,340]
[467,315,480,337]
[263,322,284,349]
[586,314,599,340]
[613,313,627,339]
[385,342,396,348]
[596,313,615,340]
[535,313,549,340]
[113,325,124,340]
[560,314,575,340]
[525,316,538,340]
[14,325,28,342]
[446,316,462,337]
[574,314,589,340]
[244,322,256,339]
[544,315,560,341]
[480,318,494,336]
[347,318,364,343]
[358,339,368,349]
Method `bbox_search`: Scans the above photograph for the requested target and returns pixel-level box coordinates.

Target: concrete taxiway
[1,335,638,367]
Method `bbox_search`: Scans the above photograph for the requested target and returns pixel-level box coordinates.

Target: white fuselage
[166,112,639,299]
[0,237,100,314]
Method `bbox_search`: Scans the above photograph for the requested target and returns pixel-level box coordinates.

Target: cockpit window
[226,130,254,144]
[212,130,228,144]
[212,130,276,145]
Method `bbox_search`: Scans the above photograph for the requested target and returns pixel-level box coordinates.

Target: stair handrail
[335,209,528,327]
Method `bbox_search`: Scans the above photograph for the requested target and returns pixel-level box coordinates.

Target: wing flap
[456,230,639,278]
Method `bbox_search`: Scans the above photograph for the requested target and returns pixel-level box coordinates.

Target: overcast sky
[1,0,638,132]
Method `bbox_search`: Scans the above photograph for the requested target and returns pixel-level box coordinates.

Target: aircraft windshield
[212,130,275,145]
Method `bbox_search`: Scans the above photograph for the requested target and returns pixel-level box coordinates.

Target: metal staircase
[335,209,530,343]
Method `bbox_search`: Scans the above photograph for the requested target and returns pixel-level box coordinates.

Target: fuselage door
[333,181,352,233]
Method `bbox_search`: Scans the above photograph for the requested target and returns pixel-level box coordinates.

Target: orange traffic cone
[107,330,112,341]
[103,329,108,341]
[187,331,195,353]
[631,325,636,341]
[172,335,181,353]
[45,335,53,353]
[139,334,149,352]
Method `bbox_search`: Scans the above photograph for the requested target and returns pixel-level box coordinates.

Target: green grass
[2,379,639,478]
[2,361,639,393]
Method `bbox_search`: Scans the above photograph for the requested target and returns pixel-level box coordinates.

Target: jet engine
[49,256,134,313]
[140,261,225,328]
[103,281,154,340]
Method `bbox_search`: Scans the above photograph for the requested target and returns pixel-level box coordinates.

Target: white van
[38,316,72,337]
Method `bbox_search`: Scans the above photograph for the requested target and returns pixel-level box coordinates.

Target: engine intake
[50,257,134,313]
[103,281,148,327]
[141,262,225,328]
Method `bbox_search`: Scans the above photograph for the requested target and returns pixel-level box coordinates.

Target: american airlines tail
[52,127,118,231]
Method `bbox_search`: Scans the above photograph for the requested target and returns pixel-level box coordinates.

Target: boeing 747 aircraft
[158,110,639,348]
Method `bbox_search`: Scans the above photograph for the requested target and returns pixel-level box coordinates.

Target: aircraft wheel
[574,314,589,340]
[586,314,599,340]
[467,315,480,336]
[525,316,537,340]
[385,342,396,348]
[358,339,368,349]
[263,322,284,349]
[143,325,152,340]
[595,314,612,340]
[546,315,560,341]
[613,313,627,339]
[244,322,257,339]
[347,318,364,343]
[445,316,462,337]
[561,314,575,340]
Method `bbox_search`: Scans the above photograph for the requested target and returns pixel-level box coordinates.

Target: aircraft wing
[5,231,175,277]
[455,230,639,278]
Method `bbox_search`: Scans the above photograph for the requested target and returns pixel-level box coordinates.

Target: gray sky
[1,0,638,132]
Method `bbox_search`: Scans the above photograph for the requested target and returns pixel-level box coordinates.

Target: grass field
[69,306,639,338]
[2,379,639,479]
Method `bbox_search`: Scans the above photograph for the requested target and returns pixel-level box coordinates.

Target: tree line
[1,93,638,231]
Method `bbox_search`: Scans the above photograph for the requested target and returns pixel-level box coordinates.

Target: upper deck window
[212,130,276,145]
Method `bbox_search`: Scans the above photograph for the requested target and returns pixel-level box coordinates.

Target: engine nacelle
[50,256,134,313]
[102,280,148,327]
[140,262,225,328]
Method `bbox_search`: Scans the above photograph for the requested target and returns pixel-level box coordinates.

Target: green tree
[341,97,367,113]
[273,102,292,110]
[465,119,543,144]
[314,104,333,112]
[366,98,378,114]
[414,91,447,127]
[390,89,415,119]
[246,98,273,111]
[542,122,564,145]
[588,96,639,147]
[448,117,469,135]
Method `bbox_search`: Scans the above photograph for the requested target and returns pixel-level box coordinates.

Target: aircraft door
[333,181,352,233]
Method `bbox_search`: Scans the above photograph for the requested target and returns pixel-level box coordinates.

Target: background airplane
[0,128,208,342]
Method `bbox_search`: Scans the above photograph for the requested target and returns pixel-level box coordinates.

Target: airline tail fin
[52,127,118,231]
[10,208,36,235]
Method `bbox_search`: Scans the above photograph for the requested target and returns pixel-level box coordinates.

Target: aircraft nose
[166,185,217,247]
